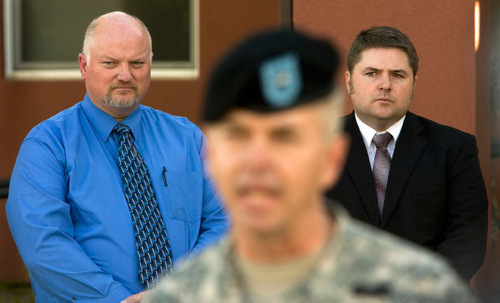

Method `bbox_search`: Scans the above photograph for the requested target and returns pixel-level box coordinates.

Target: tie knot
[373,132,392,148]
[114,123,131,136]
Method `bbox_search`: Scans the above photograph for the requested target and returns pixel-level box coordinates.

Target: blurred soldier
[145,29,477,302]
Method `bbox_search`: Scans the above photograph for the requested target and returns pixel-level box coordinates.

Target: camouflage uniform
[145,205,477,303]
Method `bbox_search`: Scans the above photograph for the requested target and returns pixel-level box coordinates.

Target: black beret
[203,28,340,122]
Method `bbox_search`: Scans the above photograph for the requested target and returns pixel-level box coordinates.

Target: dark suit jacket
[326,111,488,281]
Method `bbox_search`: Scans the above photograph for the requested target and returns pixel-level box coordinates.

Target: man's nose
[116,64,133,82]
[246,139,271,169]
[378,73,392,91]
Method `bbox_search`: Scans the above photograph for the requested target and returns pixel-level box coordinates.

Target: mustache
[110,82,138,91]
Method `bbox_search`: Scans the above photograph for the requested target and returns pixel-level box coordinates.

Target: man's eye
[226,128,247,140]
[131,62,145,68]
[272,130,297,144]
[365,72,377,76]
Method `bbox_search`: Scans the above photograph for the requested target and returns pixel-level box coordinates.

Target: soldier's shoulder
[145,239,230,303]
[336,219,475,301]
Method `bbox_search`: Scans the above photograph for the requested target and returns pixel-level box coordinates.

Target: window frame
[3,0,199,80]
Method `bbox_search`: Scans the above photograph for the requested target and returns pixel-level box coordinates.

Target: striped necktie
[114,123,173,288]
[372,132,393,216]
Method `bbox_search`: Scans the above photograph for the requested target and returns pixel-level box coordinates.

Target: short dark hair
[347,26,419,76]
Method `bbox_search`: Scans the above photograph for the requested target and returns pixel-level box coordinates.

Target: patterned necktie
[114,123,173,289]
[372,132,393,216]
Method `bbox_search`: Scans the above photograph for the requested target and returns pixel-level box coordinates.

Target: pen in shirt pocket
[162,166,168,186]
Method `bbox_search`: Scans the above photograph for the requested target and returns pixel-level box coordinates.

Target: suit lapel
[344,113,381,225]
[381,112,427,227]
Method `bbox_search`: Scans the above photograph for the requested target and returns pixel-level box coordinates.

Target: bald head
[82,11,152,65]
[78,11,153,120]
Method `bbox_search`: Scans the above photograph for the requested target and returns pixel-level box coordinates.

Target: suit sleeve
[437,134,488,281]
[6,137,132,302]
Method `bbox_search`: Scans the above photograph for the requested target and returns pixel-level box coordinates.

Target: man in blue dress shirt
[6,11,228,303]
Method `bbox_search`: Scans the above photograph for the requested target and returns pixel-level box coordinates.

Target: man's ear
[345,71,352,94]
[322,132,350,189]
[78,53,88,80]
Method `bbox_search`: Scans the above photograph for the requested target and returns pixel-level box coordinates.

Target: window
[3,0,199,80]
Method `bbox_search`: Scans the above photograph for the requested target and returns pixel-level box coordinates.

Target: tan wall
[0,0,282,282]
[293,0,498,300]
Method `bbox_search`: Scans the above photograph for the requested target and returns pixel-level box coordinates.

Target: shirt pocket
[157,170,203,223]
[155,171,204,259]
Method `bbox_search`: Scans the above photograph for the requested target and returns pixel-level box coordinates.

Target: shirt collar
[354,113,406,149]
[81,93,143,141]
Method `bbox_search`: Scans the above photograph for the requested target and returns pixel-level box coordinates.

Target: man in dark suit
[326,26,488,282]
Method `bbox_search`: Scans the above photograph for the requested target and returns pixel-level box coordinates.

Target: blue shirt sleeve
[189,134,229,256]
[6,137,133,302]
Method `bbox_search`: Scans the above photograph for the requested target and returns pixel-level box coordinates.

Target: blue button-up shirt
[6,94,228,302]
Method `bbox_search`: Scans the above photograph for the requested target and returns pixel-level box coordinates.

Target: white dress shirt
[354,113,406,170]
